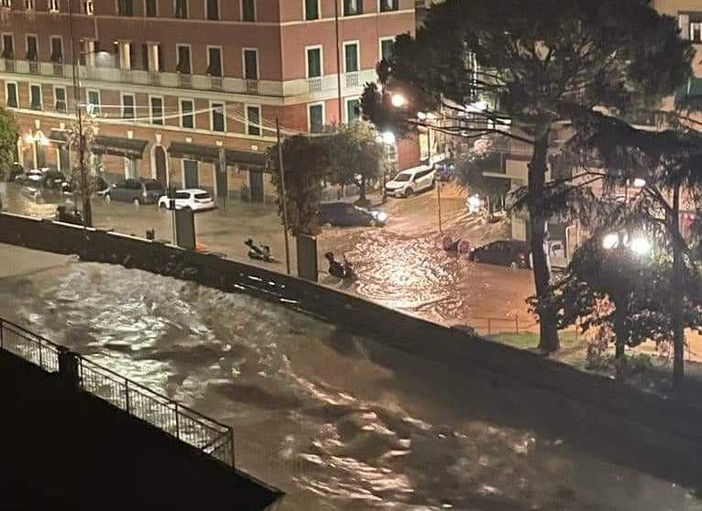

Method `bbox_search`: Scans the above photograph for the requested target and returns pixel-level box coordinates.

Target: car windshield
[144,181,162,191]
[175,192,190,199]
[393,173,411,182]
[194,192,210,200]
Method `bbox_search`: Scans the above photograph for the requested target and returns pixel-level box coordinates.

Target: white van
[384,166,436,198]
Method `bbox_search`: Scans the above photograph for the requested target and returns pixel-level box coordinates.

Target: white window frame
[144,0,157,16]
[343,0,362,17]
[49,35,63,63]
[48,0,59,13]
[145,42,160,72]
[378,36,394,62]
[149,95,165,125]
[117,40,132,70]
[307,102,325,132]
[303,0,320,21]
[305,44,323,78]
[24,0,35,10]
[0,0,11,9]
[210,101,226,132]
[240,0,256,21]
[83,0,94,15]
[174,0,188,19]
[205,0,220,20]
[245,104,262,136]
[1,33,14,59]
[343,40,360,73]
[25,34,38,61]
[206,45,223,76]
[179,98,195,129]
[242,47,259,80]
[53,85,67,113]
[378,0,398,13]
[345,97,361,124]
[5,81,18,108]
[121,92,136,119]
[87,89,101,115]
[29,83,43,110]
[691,21,702,43]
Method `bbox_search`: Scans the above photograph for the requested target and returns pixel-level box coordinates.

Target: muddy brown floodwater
[0,248,699,511]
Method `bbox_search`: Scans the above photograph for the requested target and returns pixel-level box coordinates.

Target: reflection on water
[0,263,700,511]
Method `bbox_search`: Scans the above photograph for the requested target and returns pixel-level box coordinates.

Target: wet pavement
[0,247,700,511]
[0,183,534,333]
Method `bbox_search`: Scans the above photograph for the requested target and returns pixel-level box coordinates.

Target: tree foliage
[268,134,331,236]
[454,136,510,206]
[0,108,19,180]
[325,122,387,203]
[361,0,692,353]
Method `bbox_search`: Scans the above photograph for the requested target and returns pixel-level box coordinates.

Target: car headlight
[376,212,388,222]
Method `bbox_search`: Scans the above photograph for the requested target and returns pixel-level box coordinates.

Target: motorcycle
[325,252,357,281]
[245,238,276,263]
[55,206,84,226]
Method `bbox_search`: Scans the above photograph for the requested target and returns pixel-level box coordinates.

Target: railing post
[38,342,43,369]
[230,429,236,467]
[175,403,180,439]
[0,319,4,349]
[124,379,130,413]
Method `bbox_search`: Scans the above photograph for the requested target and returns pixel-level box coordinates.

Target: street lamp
[391,93,407,108]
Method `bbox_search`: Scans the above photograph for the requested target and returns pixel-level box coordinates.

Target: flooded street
[0,248,699,511]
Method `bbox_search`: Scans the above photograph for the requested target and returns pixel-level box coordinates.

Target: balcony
[345,72,359,87]
[178,73,192,89]
[52,62,63,77]
[307,77,322,92]
[210,75,223,91]
[245,79,259,94]
[28,60,38,74]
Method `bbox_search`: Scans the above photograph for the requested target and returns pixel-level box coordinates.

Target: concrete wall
[2,212,702,489]
[0,348,281,511]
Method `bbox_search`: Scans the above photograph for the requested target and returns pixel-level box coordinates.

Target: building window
[145,0,157,16]
[346,98,360,123]
[207,47,222,76]
[691,22,702,43]
[118,0,134,16]
[87,90,100,115]
[246,105,261,136]
[211,102,225,132]
[176,45,191,74]
[143,43,162,71]
[243,49,258,80]
[206,0,219,20]
[308,103,324,133]
[304,0,319,20]
[50,37,63,63]
[5,82,18,108]
[379,0,397,12]
[150,96,164,124]
[174,0,188,19]
[344,0,362,16]
[306,47,322,78]
[30,84,42,110]
[24,0,34,10]
[83,0,94,15]
[121,93,135,119]
[0,0,10,8]
[26,35,38,61]
[380,37,394,61]
[117,41,132,69]
[344,42,359,73]
[241,0,255,22]
[48,0,59,12]
[81,39,96,65]
[2,35,14,59]
[180,99,194,128]
[54,86,67,113]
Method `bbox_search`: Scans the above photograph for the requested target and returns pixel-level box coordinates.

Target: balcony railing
[210,75,223,91]
[0,317,235,467]
[178,73,192,89]
[307,77,322,92]
[245,79,259,94]
[345,72,359,87]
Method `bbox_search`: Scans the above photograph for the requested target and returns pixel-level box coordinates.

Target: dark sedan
[469,239,531,269]
[104,178,164,205]
[318,202,388,227]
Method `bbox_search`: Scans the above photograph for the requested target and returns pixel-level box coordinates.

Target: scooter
[55,206,84,226]
[325,252,357,281]
[245,238,276,263]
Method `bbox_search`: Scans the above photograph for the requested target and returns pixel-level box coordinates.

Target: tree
[0,108,19,180]
[65,118,100,219]
[550,107,702,388]
[361,0,692,353]
[454,136,510,211]
[268,134,331,236]
[326,122,387,206]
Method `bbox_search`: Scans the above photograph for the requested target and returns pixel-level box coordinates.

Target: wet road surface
[0,249,699,511]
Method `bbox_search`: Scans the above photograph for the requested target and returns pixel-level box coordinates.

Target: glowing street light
[391,93,407,108]
[630,237,652,256]
[602,233,620,250]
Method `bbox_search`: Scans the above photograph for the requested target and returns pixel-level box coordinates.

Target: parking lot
[0,181,535,331]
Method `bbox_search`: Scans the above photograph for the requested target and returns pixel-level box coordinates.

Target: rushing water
[0,261,700,511]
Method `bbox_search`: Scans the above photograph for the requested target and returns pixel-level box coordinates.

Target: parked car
[61,175,110,197]
[158,189,216,211]
[469,239,531,269]
[317,202,388,227]
[104,178,164,205]
[384,166,436,198]
[14,168,46,186]
[5,162,24,182]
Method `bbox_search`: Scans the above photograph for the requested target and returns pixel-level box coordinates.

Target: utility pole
[68,0,92,227]
[333,0,343,124]
[276,118,291,275]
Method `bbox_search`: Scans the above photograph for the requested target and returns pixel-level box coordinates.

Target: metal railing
[0,317,234,467]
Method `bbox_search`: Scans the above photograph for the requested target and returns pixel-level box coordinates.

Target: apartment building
[0,0,416,202]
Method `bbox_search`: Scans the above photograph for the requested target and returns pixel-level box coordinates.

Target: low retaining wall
[2,212,702,487]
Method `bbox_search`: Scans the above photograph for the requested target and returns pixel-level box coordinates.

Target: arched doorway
[154,145,167,187]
